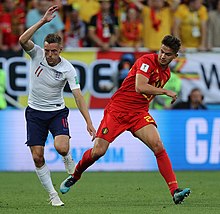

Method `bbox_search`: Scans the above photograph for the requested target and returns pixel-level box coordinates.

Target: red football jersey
[108,53,171,112]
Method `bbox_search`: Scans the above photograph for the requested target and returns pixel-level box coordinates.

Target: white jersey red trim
[26,44,80,111]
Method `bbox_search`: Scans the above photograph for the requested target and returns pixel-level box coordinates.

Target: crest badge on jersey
[102,127,109,135]
[140,63,149,72]
[54,71,63,80]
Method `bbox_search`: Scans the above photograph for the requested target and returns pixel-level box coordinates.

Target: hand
[164,89,178,104]
[170,93,178,104]
[87,123,96,142]
[42,5,59,23]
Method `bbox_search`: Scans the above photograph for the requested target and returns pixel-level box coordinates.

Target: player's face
[44,42,62,66]
[158,45,177,67]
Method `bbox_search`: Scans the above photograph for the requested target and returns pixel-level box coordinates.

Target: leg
[30,145,45,168]
[74,137,110,179]
[54,135,70,156]
[60,138,110,194]
[60,108,126,194]
[134,124,190,203]
[30,146,64,206]
[49,107,75,174]
[26,107,66,206]
[134,124,178,195]
[54,135,75,174]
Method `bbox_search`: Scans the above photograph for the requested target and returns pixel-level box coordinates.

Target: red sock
[155,149,178,196]
[73,148,95,180]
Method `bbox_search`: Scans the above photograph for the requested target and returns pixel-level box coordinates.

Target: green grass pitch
[0,171,219,214]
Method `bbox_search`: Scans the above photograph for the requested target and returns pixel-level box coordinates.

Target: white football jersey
[26,44,80,111]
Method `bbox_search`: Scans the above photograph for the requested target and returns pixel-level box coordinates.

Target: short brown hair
[162,35,181,54]
[44,34,62,45]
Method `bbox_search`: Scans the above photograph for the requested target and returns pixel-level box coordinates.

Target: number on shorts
[144,115,154,123]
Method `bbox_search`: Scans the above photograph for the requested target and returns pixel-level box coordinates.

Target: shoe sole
[52,203,64,207]
[49,196,65,206]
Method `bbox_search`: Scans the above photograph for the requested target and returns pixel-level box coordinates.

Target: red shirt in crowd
[0,3,25,47]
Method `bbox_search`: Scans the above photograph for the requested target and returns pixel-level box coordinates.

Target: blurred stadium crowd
[0,0,220,57]
[0,0,219,110]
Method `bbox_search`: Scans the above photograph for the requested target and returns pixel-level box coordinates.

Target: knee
[91,146,107,160]
[32,153,44,167]
[54,136,69,156]
[55,143,69,156]
[151,139,164,154]
[91,139,109,160]
[56,147,68,156]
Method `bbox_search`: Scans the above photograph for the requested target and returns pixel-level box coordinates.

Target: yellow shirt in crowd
[174,4,208,48]
[141,6,172,51]
[68,0,100,23]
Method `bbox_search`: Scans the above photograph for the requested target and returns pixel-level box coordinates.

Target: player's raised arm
[19,5,59,51]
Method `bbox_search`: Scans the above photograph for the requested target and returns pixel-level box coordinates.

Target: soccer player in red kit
[60,35,191,204]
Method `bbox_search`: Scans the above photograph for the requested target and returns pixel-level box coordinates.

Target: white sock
[35,164,57,197]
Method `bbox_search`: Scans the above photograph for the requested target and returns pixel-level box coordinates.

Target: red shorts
[96,108,157,143]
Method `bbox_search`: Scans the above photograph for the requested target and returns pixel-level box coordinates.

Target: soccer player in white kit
[19,5,96,206]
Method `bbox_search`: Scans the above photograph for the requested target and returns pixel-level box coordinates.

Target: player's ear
[59,45,63,52]
[173,53,178,59]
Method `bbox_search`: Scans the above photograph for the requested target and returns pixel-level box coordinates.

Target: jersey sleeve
[26,44,43,59]
[135,56,153,79]
[66,65,81,91]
